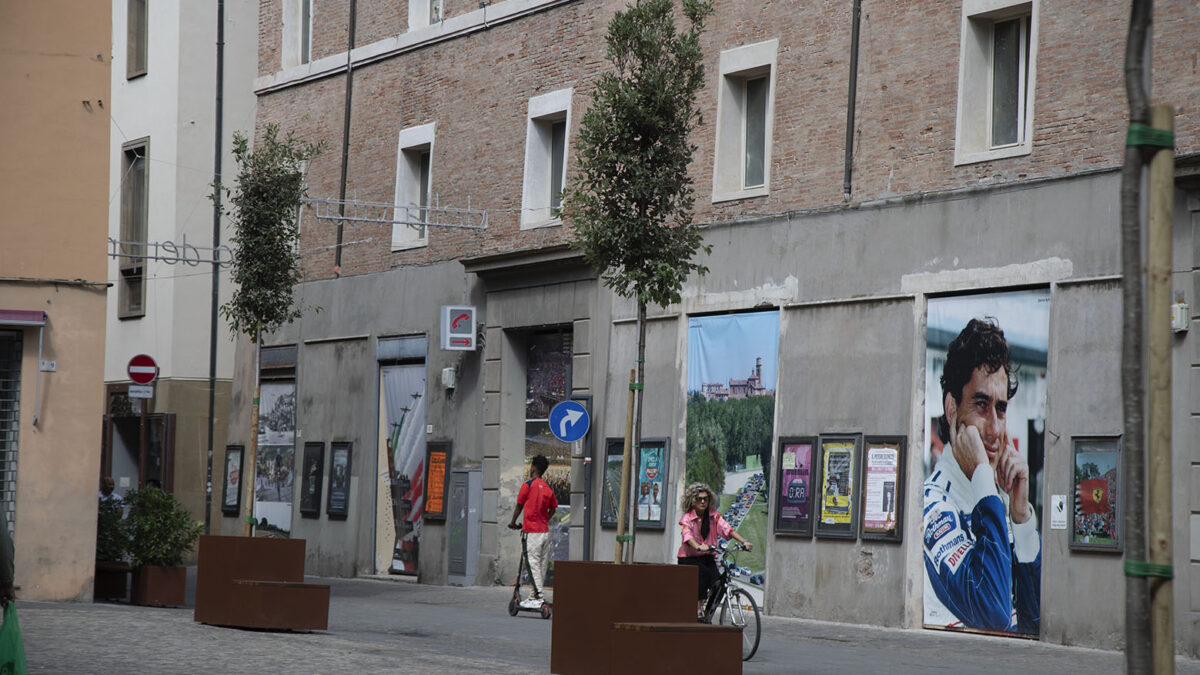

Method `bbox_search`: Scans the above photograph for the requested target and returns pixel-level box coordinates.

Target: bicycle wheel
[719,587,761,661]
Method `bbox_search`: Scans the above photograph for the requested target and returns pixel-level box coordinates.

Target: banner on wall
[923,290,1048,636]
[686,311,779,596]
[382,364,427,574]
[256,382,296,536]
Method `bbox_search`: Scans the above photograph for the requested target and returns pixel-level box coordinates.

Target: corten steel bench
[611,622,742,674]
[552,561,727,675]
[193,535,330,630]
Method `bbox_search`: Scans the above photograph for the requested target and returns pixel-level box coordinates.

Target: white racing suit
[922,451,1040,634]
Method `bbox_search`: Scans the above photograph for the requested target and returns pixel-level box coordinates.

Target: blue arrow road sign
[548,400,590,443]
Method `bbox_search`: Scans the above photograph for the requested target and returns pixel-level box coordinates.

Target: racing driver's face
[948,365,1009,470]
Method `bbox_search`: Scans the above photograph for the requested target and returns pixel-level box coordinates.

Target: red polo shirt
[517,476,558,533]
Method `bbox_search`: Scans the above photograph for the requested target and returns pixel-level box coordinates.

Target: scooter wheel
[508,598,519,616]
[540,604,552,620]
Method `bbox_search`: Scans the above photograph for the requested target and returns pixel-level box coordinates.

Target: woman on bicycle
[677,482,752,615]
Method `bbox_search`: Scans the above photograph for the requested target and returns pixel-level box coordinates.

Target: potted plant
[94,497,131,601]
[123,486,203,607]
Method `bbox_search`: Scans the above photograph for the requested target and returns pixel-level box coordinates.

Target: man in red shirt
[508,454,558,608]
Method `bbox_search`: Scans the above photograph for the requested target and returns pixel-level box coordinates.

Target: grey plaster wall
[1040,280,1124,648]
[768,299,914,624]
[592,314,687,565]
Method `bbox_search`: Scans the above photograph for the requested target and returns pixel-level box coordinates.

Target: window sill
[520,216,563,231]
[391,240,428,252]
[711,186,768,204]
[954,142,1032,166]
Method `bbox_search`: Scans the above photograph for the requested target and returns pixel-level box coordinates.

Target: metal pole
[205,0,225,536]
[614,369,635,564]
[627,301,646,563]
[1146,103,1174,675]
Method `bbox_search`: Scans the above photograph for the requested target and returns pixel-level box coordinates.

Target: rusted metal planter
[131,565,187,607]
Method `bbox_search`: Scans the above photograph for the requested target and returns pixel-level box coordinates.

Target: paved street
[16,572,1200,674]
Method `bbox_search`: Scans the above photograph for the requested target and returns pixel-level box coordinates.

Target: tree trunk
[1121,1,1151,672]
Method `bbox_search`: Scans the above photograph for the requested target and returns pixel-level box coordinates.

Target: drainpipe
[841,0,862,201]
[334,0,358,277]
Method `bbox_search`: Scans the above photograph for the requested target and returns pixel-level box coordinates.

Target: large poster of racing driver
[923,290,1048,636]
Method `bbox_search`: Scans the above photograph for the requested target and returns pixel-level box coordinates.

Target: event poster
[600,439,623,527]
[299,442,324,517]
[861,440,901,538]
[636,442,666,525]
[923,289,1048,636]
[819,441,854,526]
[255,382,295,536]
[776,440,814,535]
[221,445,243,515]
[327,443,352,516]
[1072,437,1120,551]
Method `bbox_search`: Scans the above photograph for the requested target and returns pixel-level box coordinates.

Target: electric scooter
[507,531,552,620]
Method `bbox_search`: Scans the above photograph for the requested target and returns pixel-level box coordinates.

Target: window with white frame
[409,0,443,31]
[392,122,436,250]
[282,0,313,69]
[712,39,778,203]
[954,0,1038,165]
[520,88,572,229]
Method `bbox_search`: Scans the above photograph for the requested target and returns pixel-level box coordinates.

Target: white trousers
[526,531,550,597]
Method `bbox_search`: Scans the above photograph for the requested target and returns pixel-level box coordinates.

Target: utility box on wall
[447,469,481,586]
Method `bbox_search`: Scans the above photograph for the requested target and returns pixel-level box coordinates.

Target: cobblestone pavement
[14,573,1200,674]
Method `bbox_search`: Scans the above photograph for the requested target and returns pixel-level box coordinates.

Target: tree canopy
[217,124,322,342]
[563,0,714,307]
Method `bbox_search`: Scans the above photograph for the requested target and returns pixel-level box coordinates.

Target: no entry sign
[127,354,159,385]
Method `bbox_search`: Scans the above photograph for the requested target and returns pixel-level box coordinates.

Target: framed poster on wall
[600,438,623,528]
[326,442,353,518]
[859,436,905,542]
[221,445,243,516]
[814,434,861,539]
[423,442,452,522]
[299,442,325,518]
[1071,436,1122,552]
[635,438,669,530]
[774,437,816,537]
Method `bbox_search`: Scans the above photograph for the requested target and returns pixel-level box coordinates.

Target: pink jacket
[677,509,733,558]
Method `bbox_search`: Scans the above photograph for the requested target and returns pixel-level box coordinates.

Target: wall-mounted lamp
[441,366,457,390]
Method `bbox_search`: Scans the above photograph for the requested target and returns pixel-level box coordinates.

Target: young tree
[216,124,321,535]
[563,0,714,562]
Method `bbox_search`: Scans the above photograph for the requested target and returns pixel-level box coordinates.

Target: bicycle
[699,543,761,661]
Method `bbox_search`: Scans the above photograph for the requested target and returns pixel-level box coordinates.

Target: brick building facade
[224,0,1200,654]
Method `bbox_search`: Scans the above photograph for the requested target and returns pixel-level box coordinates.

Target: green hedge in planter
[123,487,204,568]
[95,498,129,563]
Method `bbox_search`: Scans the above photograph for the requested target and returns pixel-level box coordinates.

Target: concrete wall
[222,260,483,579]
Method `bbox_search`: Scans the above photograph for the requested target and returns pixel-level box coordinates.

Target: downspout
[205,0,225,536]
[841,0,862,201]
[333,0,358,277]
